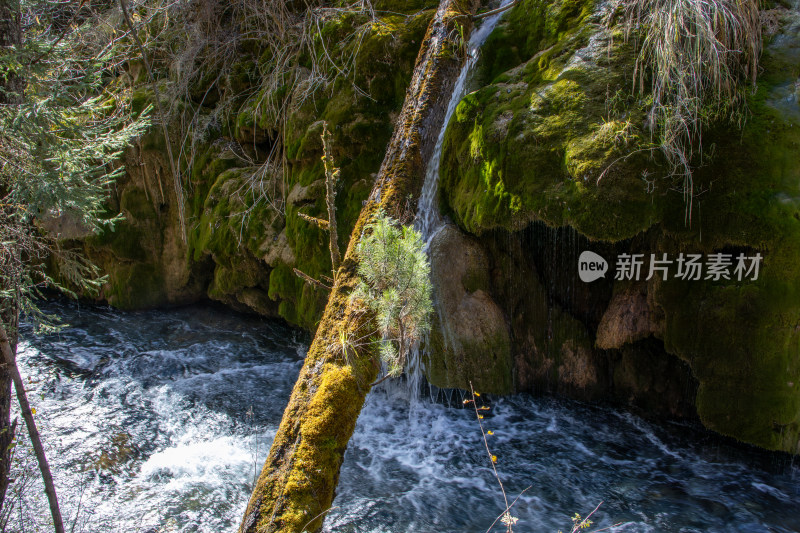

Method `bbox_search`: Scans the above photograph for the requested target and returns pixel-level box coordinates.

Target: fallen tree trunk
[238,1,479,531]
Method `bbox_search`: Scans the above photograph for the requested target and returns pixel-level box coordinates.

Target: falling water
[416,0,516,244]
[394,0,518,400]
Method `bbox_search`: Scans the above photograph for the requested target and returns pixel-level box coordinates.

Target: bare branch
[292,268,331,291]
[298,212,330,231]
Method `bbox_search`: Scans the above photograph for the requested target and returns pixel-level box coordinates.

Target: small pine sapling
[351,211,432,381]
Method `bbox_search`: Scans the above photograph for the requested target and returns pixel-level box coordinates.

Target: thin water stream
[416,0,516,244]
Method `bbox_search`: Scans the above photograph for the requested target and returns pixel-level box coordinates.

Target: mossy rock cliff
[77,0,800,453]
[434,0,800,452]
[81,4,435,330]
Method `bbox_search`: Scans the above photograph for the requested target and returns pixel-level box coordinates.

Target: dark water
[329,391,800,532]
[11,301,800,532]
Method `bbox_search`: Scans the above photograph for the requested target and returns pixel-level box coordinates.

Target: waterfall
[416,0,516,245]
[390,0,516,400]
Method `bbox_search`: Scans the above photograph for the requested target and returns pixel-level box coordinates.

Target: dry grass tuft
[608,0,762,220]
[88,0,380,233]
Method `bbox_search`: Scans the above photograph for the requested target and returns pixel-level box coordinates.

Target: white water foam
[12,302,800,533]
[11,302,304,533]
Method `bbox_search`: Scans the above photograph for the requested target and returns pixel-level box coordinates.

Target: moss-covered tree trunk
[238,1,478,531]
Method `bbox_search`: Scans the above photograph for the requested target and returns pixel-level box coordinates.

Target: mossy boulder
[440,0,655,240]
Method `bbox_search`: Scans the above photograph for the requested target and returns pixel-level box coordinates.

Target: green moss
[268,262,325,329]
[227,59,257,94]
[119,187,157,220]
[105,262,166,309]
[188,166,281,262]
[372,0,436,12]
[209,262,258,296]
[475,0,596,86]
[436,1,800,451]
[131,87,152,115]
[265,8,433,329]
[425,313,514,394]
[440,12,656,241]
[261,362,365,532]
[87,216,149,262]
[653,74,800,451]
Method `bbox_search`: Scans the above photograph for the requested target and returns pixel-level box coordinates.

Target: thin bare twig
[474,0,519,20]
[485,485,532,533]
[292,268,331,291]
[469,382,511,531]
[570,502,603,533]
[0,326,64,533]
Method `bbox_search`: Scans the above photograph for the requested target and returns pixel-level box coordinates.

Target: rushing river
[10,301,800,532]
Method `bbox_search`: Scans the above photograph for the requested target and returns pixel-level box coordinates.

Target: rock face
[596,281,664,350]
[426,224,513,393]
[71,2,435,329]
[434,0,800,452]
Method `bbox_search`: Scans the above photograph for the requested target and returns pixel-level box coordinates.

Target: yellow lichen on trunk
[238,1,478,532]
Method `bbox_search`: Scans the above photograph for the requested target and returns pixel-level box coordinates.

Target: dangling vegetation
[130,0,388,218]
[352,211,432,379]
[608,0,762,218]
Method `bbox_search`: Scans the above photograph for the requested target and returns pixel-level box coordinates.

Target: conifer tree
[352,211,432,380]
[0,0,149,522]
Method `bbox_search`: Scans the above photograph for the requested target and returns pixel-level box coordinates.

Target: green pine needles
[0,0,151,333]
[352,211,433,379]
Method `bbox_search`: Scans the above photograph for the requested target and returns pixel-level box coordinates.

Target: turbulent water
[10,301,306,532]
[10,301,800,532]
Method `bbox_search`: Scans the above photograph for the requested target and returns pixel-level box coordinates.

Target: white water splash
[328,393,800,532]
[11,302,305,533]
[14,302,800,533]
